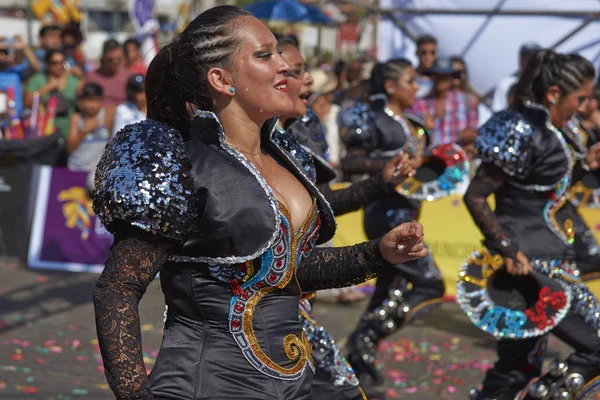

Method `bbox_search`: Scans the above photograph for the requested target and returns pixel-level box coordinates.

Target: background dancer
[462,49,600,400]
[340,59,447,389]
[277,38,415,400]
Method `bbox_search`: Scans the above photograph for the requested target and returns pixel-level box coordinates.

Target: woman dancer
[566,91,600,283]
[462,50,600,400]
[340,59,446,387]
[92,6,428,400]
[277,40,414,400]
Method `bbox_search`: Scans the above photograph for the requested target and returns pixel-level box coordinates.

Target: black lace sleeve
[93,229,174,400]
[318,173,395,216]
[464,163,519,259]
[340,148,388,176]
[297,240,388,291]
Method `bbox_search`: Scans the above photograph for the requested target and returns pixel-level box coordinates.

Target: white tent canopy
[377,0,600,113]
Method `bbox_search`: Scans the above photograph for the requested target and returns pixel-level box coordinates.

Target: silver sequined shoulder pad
[476,110,534,179]
[93,119,197,242]
[338,101,375,147]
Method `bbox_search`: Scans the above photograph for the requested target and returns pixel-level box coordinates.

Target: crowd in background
[0,24,148,173]
[2,24,600,192]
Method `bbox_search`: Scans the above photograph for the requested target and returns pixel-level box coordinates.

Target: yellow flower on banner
[58,187,94,240]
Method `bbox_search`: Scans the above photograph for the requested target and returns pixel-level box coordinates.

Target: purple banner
[130,0,155,32]
[28,166,113,273]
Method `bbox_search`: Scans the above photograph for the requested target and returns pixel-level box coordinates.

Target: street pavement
[0,258,576,399]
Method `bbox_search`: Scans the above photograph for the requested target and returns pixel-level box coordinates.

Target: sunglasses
[285,65,310,79]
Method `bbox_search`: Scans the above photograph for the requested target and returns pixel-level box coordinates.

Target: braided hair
[369,58,413,109]
[146,5,252,139]
[512,49,595,110]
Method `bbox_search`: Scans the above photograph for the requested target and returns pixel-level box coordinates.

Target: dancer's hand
[584,142,600,170]
[382,152,415,184]
[379,220,428,265]
[504,251,533,276]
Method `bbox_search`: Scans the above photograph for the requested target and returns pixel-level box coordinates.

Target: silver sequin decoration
[93,119,197,242]
[299,299,359,388]
[476,110,534,179]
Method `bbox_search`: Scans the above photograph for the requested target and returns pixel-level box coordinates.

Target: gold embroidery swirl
[240,200,317,376]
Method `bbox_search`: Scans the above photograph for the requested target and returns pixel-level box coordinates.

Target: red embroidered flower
[229,279,243,296]
[524,286,566,330]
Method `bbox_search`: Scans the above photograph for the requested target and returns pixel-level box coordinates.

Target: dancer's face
[386,66,419,110]
[226,16,294,120]
[280,44,311,118]
[549,79,594,128]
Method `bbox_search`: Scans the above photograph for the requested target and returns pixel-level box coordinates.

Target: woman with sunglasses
[276,36,415,400]
[463,50,600,400]
[25,49,81,137]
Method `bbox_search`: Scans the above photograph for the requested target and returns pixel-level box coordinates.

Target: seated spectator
[25,49,80,137]
[409,57,478,145]
[85,39,131,107]
[0,35,40,115]
[66,83,114,172]
[451,56,469,92]
[112,74,146,135]
[62,23,87,79]
[33,25,63,72]
[123,38,147,76]
[308,69,342,169]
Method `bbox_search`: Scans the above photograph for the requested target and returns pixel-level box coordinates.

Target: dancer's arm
[93,228,173,400]
[340,148,388,175]
[297,221,426,291]
[319,174,393,215]
[463,163,518,259]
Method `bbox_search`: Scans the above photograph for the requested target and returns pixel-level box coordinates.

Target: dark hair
[146,5,252,137]
[334,60,346,76]
[62,23,83,43]
[102,39,122,57]
[124,38,141,50]
[44,49,65,64]
[450,56,465,67]
[513,49,595,109]
[39,24,61,38]
[593,85,600,103]
[278,34,299,49]
[127,74,145,103]
[416,35,437,49]
[79,83,104,99]
[369,58,413,96]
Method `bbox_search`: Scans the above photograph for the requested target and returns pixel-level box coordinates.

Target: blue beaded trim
[456,250,573,339]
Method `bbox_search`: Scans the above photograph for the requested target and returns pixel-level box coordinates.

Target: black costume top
[92,112,391,400]
[463,102,588,261]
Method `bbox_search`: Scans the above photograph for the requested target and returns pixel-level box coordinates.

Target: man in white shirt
[491,42,541,112]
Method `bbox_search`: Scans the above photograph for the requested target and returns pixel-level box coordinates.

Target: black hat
[519,42,542,56]
[396,142,470,201]
[457,249,574,339]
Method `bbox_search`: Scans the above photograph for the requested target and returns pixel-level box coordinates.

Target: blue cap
[427,57,454,76]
